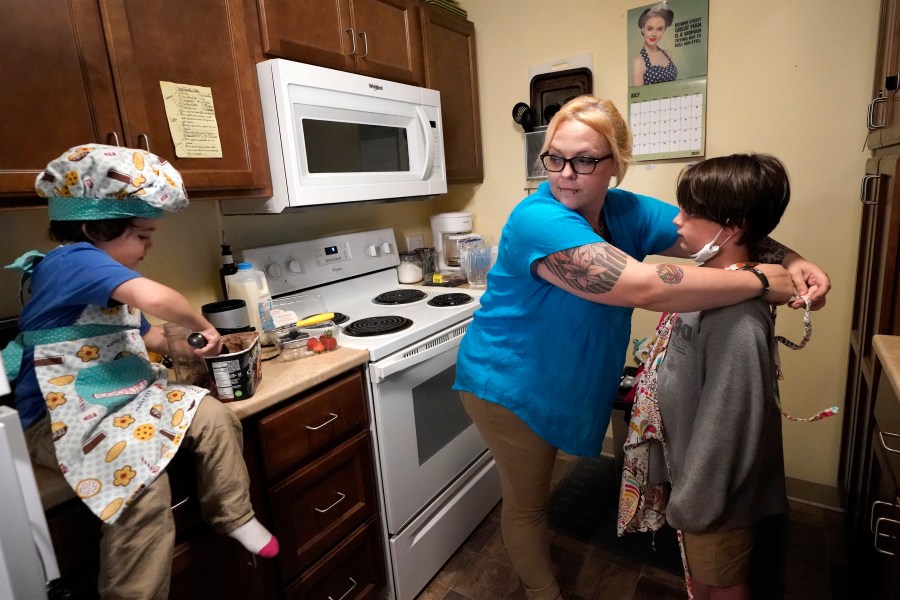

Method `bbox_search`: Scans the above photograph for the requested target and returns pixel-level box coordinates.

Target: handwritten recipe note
[159,81,223,158]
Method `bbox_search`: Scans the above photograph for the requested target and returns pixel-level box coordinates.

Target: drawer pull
[306,412,339,431]
[874,516,899,556]
[867,90,887,130]
[860,174,881,204]
[359,31,369,58]
[879,431,900,454]
[328,576,357,600]
[107,132,120,147]
[871,500,897,532]
[346,28,357,56]
[314,491,346,513]
[138,133,151,152]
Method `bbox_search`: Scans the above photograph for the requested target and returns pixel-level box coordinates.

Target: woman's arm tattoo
[750,237,790,264]
[543,243,627,293]
[656,263,684,284]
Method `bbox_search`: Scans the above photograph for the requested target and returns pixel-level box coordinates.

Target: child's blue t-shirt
[13,243,148,429]
[454,182,678,455]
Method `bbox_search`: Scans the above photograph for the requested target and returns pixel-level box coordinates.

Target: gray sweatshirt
[656,300,788,532]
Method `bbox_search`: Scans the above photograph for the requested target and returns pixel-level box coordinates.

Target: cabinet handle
[306,412,338,430]
[359,31,369,58]
[879,430,900,454]
[874,516,899,556]
[138,133,151,152]
[107,132,120,147]
[314,491,346,513]
[170,496,190,511]
[327,576,357,600]
[346,28,358,56]
[860,174,881,204]
[871,500,896,532]
[867,90,887,130]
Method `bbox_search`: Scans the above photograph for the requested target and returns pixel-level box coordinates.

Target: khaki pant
[27,396,254,600]
[461,392,560,600]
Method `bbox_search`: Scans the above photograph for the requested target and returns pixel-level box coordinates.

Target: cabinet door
[350,0,424,85]
[257,0,356,72]
[99,0,271,192]
[868,0,900,149]
[421,5,483,183]
[0,0,121,202]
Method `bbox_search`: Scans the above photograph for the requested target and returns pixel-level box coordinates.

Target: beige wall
[455,0,879,488]
[0,0,879,488]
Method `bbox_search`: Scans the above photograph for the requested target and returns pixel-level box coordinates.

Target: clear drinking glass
[460,238,492,289]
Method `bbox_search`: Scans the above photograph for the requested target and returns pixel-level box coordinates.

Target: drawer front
[875,372,900,489]
[270,430,377,579]
[285,516,385,600]
[257,370,367,479]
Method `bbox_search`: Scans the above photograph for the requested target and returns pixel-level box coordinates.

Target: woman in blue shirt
[454,95,830,600]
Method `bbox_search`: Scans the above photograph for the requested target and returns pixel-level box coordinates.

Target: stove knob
[286,258,304,274]
[265,263,282,278]
[366,244,378,257]
[381,242,393,254]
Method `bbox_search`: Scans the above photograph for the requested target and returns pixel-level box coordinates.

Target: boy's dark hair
[49,218,136,244]
[676,153,790,247]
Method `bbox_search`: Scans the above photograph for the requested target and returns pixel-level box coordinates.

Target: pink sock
[228,518,279,557]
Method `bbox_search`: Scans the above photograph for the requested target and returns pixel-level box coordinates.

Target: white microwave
[221,59,446,214]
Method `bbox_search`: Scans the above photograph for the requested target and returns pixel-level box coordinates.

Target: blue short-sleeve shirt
[454,182,678,455]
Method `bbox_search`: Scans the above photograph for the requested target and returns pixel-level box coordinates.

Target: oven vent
[400,321,470,359]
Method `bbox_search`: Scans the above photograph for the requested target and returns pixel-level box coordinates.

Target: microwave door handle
[415,106,434,180]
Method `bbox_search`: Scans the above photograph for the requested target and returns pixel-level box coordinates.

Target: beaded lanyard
[728,263,838,422]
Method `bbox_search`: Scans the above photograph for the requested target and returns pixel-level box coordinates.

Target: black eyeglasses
[540,152,613,174]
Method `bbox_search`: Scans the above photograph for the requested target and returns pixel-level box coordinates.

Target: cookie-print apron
[30,303,207,523]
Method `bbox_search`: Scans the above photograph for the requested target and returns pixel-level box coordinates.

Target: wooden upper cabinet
[99,0,270,193]
[257,0,424,85]
[420,5,483,183]
[867,0,900,150]
[0,0,270,204]
[258,0,355,72]
[0,0,122,200]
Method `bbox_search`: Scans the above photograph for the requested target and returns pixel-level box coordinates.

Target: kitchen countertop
[224,346,370,419]
[33,346,371,510]
[874,335,900,396]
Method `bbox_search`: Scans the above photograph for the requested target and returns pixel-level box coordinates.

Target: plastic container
[397,251,424,283]
[274,320,340,361]
[225,263,272,336]
[163,323,210,387]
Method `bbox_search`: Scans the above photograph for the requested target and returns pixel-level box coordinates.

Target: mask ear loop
[771,295,838,422]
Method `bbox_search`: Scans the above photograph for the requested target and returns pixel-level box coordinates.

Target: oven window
[412,365,472,465]
[302,119,410,173]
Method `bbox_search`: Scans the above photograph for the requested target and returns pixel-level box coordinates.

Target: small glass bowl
[274,320,340,361]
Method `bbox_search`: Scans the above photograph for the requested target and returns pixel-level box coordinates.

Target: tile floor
[415,453,849,600]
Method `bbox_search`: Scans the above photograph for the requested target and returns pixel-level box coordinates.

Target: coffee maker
[430,211,474,272]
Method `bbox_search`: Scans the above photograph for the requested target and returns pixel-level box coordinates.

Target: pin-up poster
[627,0,709,161]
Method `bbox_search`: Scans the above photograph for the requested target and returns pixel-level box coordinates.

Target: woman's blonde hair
[539,95,632,186]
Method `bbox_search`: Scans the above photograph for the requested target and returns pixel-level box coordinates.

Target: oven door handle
[370,318,471,383]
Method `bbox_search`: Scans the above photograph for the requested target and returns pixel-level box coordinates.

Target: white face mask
[690,226,734,265]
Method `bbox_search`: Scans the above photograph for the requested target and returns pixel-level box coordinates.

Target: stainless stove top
[241,230,484,361]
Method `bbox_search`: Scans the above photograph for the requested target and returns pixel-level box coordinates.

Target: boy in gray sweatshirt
[657,153,794,599]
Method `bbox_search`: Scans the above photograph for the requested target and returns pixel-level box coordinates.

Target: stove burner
[428,293,474,307]
[373,289,427,305]
[343,316,414,337]
[301,312,350,325]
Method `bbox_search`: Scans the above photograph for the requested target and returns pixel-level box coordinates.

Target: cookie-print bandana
[30,303,207,523]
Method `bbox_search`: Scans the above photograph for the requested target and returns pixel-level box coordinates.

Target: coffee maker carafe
[431,211,474,272]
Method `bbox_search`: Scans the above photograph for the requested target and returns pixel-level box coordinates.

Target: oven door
[368,319,487,533]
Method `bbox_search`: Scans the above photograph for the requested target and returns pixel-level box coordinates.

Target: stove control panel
[241,229,400,297]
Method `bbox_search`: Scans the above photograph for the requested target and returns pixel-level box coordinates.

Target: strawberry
[323,337,338,351]
[310,340,326,353]
[306,338,318,350]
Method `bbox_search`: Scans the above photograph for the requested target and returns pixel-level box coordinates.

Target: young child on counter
[2,144,278,598]
[621,153,807,599]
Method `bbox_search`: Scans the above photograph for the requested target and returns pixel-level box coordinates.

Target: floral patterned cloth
[31,303,207,523]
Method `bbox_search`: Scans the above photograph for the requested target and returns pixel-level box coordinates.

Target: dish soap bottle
[225,263,272,338]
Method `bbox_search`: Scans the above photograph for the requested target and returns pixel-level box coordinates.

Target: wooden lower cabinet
[42,367,385,599]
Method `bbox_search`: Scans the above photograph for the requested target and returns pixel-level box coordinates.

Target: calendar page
[626,0,709,162]
[629,78,707,161]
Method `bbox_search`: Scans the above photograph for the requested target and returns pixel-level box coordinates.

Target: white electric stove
[242,229,501,600]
